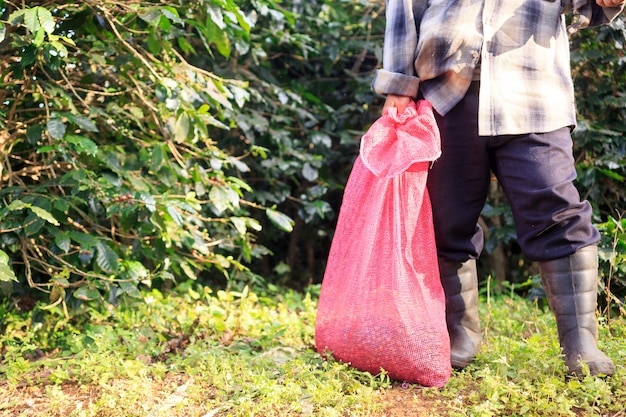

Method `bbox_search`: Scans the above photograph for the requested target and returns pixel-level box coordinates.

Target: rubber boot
[439,258,482,369]
[539,246,615,376]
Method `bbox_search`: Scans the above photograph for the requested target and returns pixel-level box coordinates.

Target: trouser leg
[428,82,490,262]
[427,82,487,369]
[428,82,607,373]
[488,127,600,261]
[489,128,609,375]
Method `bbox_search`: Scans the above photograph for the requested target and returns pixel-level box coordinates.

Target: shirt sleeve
[569,0,624,32]
[371,0,427,97]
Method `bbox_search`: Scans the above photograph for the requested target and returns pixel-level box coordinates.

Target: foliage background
[0,0,624,311]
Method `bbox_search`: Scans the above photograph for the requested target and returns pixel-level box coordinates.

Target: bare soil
[0,379,447,417]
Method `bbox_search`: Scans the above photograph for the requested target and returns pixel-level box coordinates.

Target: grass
[0,281,625,417]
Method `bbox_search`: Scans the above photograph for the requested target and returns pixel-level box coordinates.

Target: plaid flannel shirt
[372,0,624,136]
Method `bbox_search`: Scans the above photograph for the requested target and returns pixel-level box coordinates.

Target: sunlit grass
[1,282,625,416]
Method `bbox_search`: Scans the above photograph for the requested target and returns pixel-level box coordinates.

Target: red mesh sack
[315,100,451,387]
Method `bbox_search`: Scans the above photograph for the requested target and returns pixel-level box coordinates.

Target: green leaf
[118,280,143,299]
[38,7,56,34]
[266,209,294,233]
[54,232,71,253]
[0,250,18,283]
[207,6,226,30]
[150,145,164,172]
[246,218,262,232]
[140,193,157,212]
[66,135,98,156]
[68,231,100,248]
[20,45,37,67]
[173,112,190,142]
[30,206,60,226]
[24,9,39,33]
[227,176,252,193]
[180,261,197,280]
[227,156,250,173]
[138,9,161,25]
[147,34,162,55]
[311,132,332,147]
[5,200,29,211]
[192,230,210,255]
[36,145,58,154]
[0,251,10,264]
[24,214,45,236]
[59,35,75,47]
[68,115,99,132]
[230,217,247,235]
[47,118,66,139]
[209,186,239,214]
[53,198,69,213]
[302,162,318,182]
[204,14,231,59]
[33,27,45,47]
[598,168,625,182]
[7,10,27,26]
[161,7,182,24]
[0,264,18,283]
[24,7,56,35]
[214,31,231,59]
[74,286,100,301]
[233,8,252,34]
[51,276,70,288]
[126,175,150,192]
[165,203,183,226]
[229,85,250,108]
[204,78,232,110]
[177,36,196,55]
[157,15,171,31]
[96,242,119,273]
[122,261,149,281]
[26,124,44,143]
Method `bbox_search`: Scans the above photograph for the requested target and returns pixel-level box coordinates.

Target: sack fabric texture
[315,100,451,387]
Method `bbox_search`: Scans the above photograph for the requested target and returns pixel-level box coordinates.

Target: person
[371,0,624,376]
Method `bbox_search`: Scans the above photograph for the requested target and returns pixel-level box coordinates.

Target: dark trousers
[426,82,600,262]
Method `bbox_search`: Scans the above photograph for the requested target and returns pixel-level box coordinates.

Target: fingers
[383,95,412,114]
[596,0,624,7]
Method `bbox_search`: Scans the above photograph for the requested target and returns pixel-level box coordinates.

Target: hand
[596,0,624,6]
[383,95,413,115]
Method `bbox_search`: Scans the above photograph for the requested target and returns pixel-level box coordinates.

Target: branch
[169,47,246,87]
[97,5,162,82]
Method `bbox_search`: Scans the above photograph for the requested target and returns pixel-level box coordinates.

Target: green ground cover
[1,283,624,416]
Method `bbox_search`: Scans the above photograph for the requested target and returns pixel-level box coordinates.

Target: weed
[1,284,625,416]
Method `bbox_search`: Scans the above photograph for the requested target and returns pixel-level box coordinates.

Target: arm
[371,0,427,99]
[569,0,624,32]
[596,0,624,5]
[596,0,626,23]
